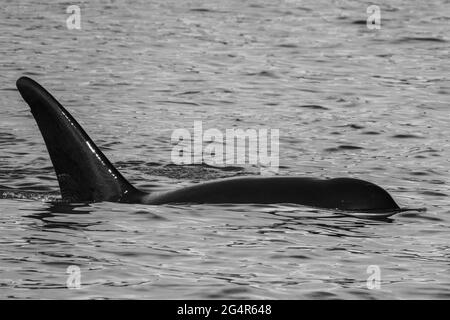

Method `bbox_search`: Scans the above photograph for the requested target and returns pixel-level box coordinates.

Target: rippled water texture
[0,0,449,299]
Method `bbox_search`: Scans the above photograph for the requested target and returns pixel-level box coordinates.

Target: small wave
[391,134,424,139]
[133,210,168,221]
[392,37,447,43]
[420,191,447,197]
[376,53,393,58]
[155,100,200,107]
[306,291,338,299]
[410,171,429,176]
[175,90,201,96]
[190,8,214,13]
[325,145,364,152]
[351,20,367,25]
[0,132,26,145]
[244,71,279,78]
[295,104,329,110]
[277,43,298,48]
[337,124,365,129]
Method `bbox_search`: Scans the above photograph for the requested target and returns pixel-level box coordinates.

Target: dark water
[0,0,449,299]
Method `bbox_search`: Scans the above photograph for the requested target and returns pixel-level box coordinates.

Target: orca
[15,76,403,213]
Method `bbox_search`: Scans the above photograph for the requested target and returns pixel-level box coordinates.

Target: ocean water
[0,0,449,299]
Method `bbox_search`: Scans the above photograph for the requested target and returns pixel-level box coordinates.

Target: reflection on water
[0,0,449,299]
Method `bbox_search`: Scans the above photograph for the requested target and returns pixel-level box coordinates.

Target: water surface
[0,0,449,299]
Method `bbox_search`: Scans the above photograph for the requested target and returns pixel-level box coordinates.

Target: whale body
[15,76,401,213]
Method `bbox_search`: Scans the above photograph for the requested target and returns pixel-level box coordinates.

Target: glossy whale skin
[142,176,400,211]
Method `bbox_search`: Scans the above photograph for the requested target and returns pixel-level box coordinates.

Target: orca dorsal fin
[16,76,143,203]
